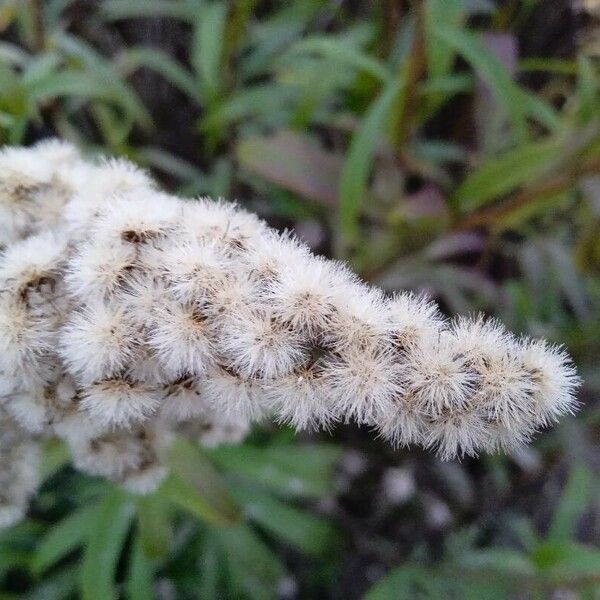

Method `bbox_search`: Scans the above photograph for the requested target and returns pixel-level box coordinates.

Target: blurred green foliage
[0,0,599,598]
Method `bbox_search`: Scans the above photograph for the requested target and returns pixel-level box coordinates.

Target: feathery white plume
[0,140,581,525]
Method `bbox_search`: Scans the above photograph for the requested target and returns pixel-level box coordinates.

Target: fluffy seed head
[0,141,582,524]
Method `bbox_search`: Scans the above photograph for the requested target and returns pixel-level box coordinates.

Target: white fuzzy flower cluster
[0,140,580,519]
[0,408,40,528]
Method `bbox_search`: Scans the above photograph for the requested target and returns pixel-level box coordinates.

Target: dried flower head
[0,140,581,525]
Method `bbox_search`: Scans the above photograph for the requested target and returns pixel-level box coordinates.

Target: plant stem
[390,0,426,151]
[29,0,44,51]
[454,156,600,230]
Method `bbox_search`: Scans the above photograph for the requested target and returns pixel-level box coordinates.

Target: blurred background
[0,0,599,598]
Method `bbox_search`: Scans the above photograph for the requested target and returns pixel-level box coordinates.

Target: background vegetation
[0,0,599,598]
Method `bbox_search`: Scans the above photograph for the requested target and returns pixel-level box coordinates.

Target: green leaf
[454,137,563,211]
[125,535,155,600]
[209,443,341,499]
[138,146,208,188]
[31,502,101,575]
[214,524,285,600]
[426,0,464,79]
[192,1,228,103]
[26,566,79,600]
[576,55,599,124]
[364,565,429,600]
[458,578,511,600]
[101,0,192,21]
[339,76,404,246]
[0,547,31,580]
[519,58,577,76]
[547,464,594,543]
[159,436,240,525]
[120,48,201,102]
[27,71,114,101]
[135,494,172,560]
[459,548,535,578]
[39,438,70,481]
[52,32,152,129]
[287,37,390,82]
[80,491,134,600]
[546,542,600,581]
[517,88,561,131]
[433,23,529,141]
[0,41,30,68]
[21,53,61,87]
[413,139,467,164]
[201,84,294,132]
[421,73,473,95]
[230,483,336,555]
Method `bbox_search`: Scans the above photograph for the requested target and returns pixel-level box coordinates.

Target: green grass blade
[192,1,227,103]
[120,48,201,103]
[339,77,404,247]
[230,483,337,555]
[31,502,101,575]
[288,37,391,81]
[210,443,341,499]
[80,491,134,600]
[213,524,285,600]
[454,137,563,211]
[125,535,155,600]
[101,0,191,21]
[364,566,429,600]
[135,494,172,560]
[159,436,241,525]
[433,23,528,141]
[547,465,594,543]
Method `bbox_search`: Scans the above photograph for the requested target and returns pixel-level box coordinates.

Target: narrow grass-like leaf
[135,494,172,560]
[425,0,463,79]
[201,84,294,132]
[26,566,79,600]
[32,502,100,575]
[545,542,600,582]
[0,41,30,68]
[39,438,70,481]
[198,534,220,599]
[160,437,240,525]
[52,32,152,128]
[364,566,429,600]
[120,48,201,102]
[421,73,473,95]
[138,146,208,186]
[0,548,31,580]
[576,55,599,123]
[213,524,285,600]
[519,58,577,75]
[339,77,404,246]
[27,71,121,102]
[454,137,563,211]
[101,0,191,21]
[80,491,134,600]
[459,548,535,578]
[547,465,594,543]
[230,483,336,555]
[210,444,341,499]
[288,37,390,82]
[517,88,561,131]
[125,535,155,600]
[192,1,227,103]
[433,23,528,141]
[21,53,61,87]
